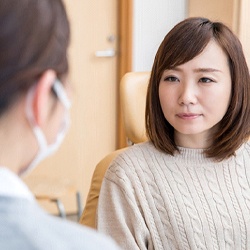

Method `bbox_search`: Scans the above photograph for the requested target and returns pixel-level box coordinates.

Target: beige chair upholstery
[120,72,149,144]
[79,72,150,228]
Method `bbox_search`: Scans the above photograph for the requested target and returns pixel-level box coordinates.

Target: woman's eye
[164,76,179,82]
[199,77,213,83]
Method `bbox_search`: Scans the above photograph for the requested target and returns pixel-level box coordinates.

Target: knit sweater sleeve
[97,157,152,250]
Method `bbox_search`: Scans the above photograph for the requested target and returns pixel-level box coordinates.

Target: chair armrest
[79,148,127,228]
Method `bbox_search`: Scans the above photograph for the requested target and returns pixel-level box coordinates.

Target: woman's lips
[176,113,202,120]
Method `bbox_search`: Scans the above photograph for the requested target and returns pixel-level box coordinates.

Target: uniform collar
[0,167,35,201]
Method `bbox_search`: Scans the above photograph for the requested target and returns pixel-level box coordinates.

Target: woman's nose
[178,83,198,106]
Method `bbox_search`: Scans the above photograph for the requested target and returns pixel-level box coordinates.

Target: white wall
[239,0,250,68]
[132,0,187,71]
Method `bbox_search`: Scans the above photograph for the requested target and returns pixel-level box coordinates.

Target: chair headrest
[120,72,150,144]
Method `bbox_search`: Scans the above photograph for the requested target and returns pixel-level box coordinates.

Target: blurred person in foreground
[0,0,120,249]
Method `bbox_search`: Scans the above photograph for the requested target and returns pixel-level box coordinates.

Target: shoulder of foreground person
[44,215,121,250]
[0,197,120,250]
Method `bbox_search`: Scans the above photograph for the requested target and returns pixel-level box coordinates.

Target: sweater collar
[173,143,246,165]
[146,141,248,165]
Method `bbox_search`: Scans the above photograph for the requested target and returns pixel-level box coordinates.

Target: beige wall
[189,0,249,67]
[188,0,239,32]
[238,0,250,67]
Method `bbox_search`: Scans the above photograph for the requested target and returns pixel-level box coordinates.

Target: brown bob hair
[146,17,250,161]
[0,0,70,116]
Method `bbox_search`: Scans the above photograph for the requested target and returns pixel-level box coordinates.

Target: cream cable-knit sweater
[97,141,250,250]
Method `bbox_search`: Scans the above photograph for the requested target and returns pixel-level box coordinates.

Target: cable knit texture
[97,141,250,250]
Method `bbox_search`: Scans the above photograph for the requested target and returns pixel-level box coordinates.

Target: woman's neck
[174,131,212,149]
[0,99,37,175]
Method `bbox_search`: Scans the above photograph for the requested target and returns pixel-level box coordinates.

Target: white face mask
[20,79,71,176]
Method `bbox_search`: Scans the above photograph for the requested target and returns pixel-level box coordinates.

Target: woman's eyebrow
[193,68,222,73]
[164,67,222,73]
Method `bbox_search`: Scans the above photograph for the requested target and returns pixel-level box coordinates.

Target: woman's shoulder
[105,141,172,180]
[113,141,162,164]
[243,141,250,155]
[103,141,168,191]
[105,142,156,173]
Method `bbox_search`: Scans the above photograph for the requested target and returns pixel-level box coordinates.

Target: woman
[0,0,120,249]
[97,17,250,249]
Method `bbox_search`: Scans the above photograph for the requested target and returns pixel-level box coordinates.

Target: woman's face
[158,40,232,148]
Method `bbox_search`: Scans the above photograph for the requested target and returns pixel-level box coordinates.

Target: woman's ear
[33,70,56,126]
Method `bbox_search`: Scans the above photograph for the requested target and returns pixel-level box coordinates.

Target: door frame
[118,0,133,148]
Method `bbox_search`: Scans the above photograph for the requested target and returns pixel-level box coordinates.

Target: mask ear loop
[22,79,71,177]
[25,84,48,150]
[51,79,71,135]
[52,79,71,110]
